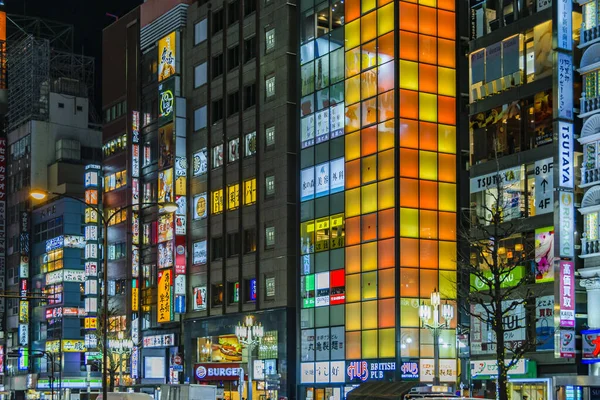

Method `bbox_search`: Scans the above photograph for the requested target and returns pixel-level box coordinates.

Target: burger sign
[194,363,242,381]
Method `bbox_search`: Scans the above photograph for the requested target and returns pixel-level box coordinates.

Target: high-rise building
[102,0,297,395]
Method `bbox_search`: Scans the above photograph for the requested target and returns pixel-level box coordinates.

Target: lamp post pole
[235,316,264,400]
[419,289,454,386]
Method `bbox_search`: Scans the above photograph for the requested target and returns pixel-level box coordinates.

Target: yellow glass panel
[439,270,456,299]
[400,298,420,326]
[439,183,456,211]
[378,149,395,180]
[378,4,394,36]
[345,20,361,50]
[346,188,362,217]
[379,328,396,358]
[346,331,361,359]
[346,75,361,105]
[362,242,378,271]
[362,330,378,358]
[362,271,378,300]
[346,303,362,330]
[346,131,361,161]
[420,210,438,239]
[378,179,395,210]
[362,0,376,13]
[400,207,419,238]
[378,120,395,151]
[439,241,457,270]
[361,69,378,99]
[438,67,456,96]
[346,245,362,273]
[438,124,456,154]
[361,11,377,43]
[361,184,378,214]
[346,273,362,302]
[362,301,378,329]
[399,60,419,91]
[419,151,438,181]
[419,93,438,122]
[346,103,361,133]
[419,0,436,7]
[362,155,377,184]
[346,47,361,78]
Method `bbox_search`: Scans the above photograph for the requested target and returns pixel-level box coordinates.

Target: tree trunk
[109,370,115,392]
[495,304,508,400]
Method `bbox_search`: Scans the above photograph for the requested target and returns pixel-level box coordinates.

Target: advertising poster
[245,131,257,156]
[581,329,600,361]
[158,214,174,243]
[158,78,175,126]
[330,102,344,138]
[228,138,240,162]
[315,162,330,198]
[158,240,174,269]
[193,240,207,265]
[175,236,186,275]
[559,261,575,327]
[301,167,315,201]
[158,123,174,169]
[502,35,521,77]
[330,157,345,193]
[158,169,174,203]
[193,286,207,311]
[132,212,140,245]
[301,114,315,148]
[534,227,554,282]
[301,329,315,361]
[558,329,576,358]
[535,295,554,350]
[158,32,177,82]
[132,144,140,178]
[315,109,330,144]
[534,91,553,146]
[557,53,573,120]
[485,42,502,83]
[193,148,208,176]
[158,269,173,323]
[470,49,485,86]
[533,21,553,79]
[175,215,186,236]
[315,272,330,307]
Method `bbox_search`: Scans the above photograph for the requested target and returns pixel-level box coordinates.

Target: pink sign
[559,261,575,327]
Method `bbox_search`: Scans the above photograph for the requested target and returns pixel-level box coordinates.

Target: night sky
[5,0,144,112]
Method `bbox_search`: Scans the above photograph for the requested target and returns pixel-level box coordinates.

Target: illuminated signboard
[193,286,207,311]
[158,169,174,203]
[158,32,177,82]
[62,339,86,352]
[158,269,173,323]
[158,241,174,269]
[558,192,574,258]
[582,329,600,363]
[558,122,574,189]
[193,193,208,220]
[158,213,174,243]
[346,361,396,382]
[559,260,575,327]
[158,81,175,126]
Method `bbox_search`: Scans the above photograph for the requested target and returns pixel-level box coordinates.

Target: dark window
[212,284,224,306]
[228,0,239,25]
[227,91,240,117]
[244,83,256,109]
[211,236,224,260]
[227,232,240,257]
[212,53,224,78]
[76,105,83,111]
[212,98,224,123]
[227,45,240,71]
[58,103,65,108]
[244,36,256,63]
[244,228,257,253]
[212,9,224,34]
[244,0,256,16]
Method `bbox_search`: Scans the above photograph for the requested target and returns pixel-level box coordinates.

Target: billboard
[158,269,173,323]
[158,32,177,82]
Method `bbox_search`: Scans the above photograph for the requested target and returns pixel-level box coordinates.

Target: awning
[347,381,417,400]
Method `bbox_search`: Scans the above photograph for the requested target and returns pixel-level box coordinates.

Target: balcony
[581,166,600,187]
[580,95,600,118]
[582,237,600,257]
[580,25,600,48]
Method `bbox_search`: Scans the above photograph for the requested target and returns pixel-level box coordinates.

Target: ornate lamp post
[235,316,264,400]
[419,289,454,385]
[108,331,134,388]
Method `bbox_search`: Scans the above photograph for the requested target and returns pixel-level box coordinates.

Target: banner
[158,269,173,323]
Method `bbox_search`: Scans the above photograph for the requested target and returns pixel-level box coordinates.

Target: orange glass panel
[419,6,437,36]
[362,69,378,99]
[362,40,378,71]
[379,90,395,122]
[379,0,393,7]
[362,126,378,156]
[438,96,456,125]
[400,267,419,297]
[419,64,437,94]
[346,47,361,78]
[346,159,362,189]
[437,0,455,11]
[346,103,361,133]
[420,269,439,297]
[378,149,395,181]
[346,0,361,23]
[420,239,439,269]
[346,245,361,273]
[438,10,456,39]
[419,180,438,210]
[378,32,395,63]
[362,98,378,127]
[400,31,418,61]
[400,178,419,208]
[379,269,395,297]
[378,239,395,269]
[346,130,361,160]
[361,11,377,44]
[378,61,394,93]
[438,153,456,182]
[439,212,456,241]
[400,238,419,267]
[420,210,438,239]
[438,38,456,68]
[399,3,418,32]
[346,331,361,359]
[378,298,395,327]
[378,208,395,239]
[399,118,419,148]
[399,148,419,178]
[419,121,438,151]
[362,213,378,242]
[399,90,418,119]
[419,35,437,64]
[346,216,361,246]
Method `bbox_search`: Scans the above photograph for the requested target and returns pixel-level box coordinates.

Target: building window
[212,54,224,78]
[212,144,224,168]
[212,98,224,123]
[228,0,239,25]
[194,106,207,131]
[265,29,275,53]
[104,170,127,192]
[244,83,256,109]
[33,217,63,244]
[245,132,257,156]
[194,19,208,44]
[244,229,257,253]
[212,284,224,307]
[244,0,257,15]
[212,9,224,34]
[211,237,224,260]
[265,125,275,147]
[265,76,275,99]
[194,62,207,88]
[244,36,256,63]
[265,175,275,196]
[108,242,127,260]
[228,282,240,304]
[228,232,240,257]
[227,45,240,71]
[265,226,275,248]
[227,91,240,117]
[229,138,240,162]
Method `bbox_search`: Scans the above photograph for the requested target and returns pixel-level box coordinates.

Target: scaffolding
[5,15,97,130]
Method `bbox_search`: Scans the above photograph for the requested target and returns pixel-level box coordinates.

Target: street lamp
[235,316,264,400]
[8,350,57,400]
[108,331,134,388]
[30,189,177,399]
[419,288,454,385]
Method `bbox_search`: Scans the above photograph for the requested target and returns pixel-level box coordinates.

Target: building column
[581,277,600,375]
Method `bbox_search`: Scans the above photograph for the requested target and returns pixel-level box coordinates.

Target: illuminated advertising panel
[193,286,207,311]
[158,80,175,126]
[175,236,186,275]
[158,169,174,203]
[158,123,174,169]
[193,193,208,220]
[558,261,575,327]
[193,148,208,176]
[158,269,173,323]
[193,240,207,265]
[132,212,140,245]
[301,167,315,201]
[158,241,174,269]
[558,122,574,189]
[158,32,177,82]
[158,213,175,243]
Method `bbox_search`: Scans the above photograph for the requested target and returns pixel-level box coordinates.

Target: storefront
[469,359,539,398]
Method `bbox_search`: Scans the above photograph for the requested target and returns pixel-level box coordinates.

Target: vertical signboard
[158,269,173,323]
[556,53,573,120]
[558,261,575,327]
[0,136,6,335]
[130,111,141,365]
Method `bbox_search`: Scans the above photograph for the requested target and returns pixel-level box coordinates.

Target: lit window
[265,126,275,147]
[229,138,240,162]
[265,226,275,247]
[265,29,275,52]
[245,132,257,156]
[265,76,275,98]
[212,144,224,168]
[265,175,275,196]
